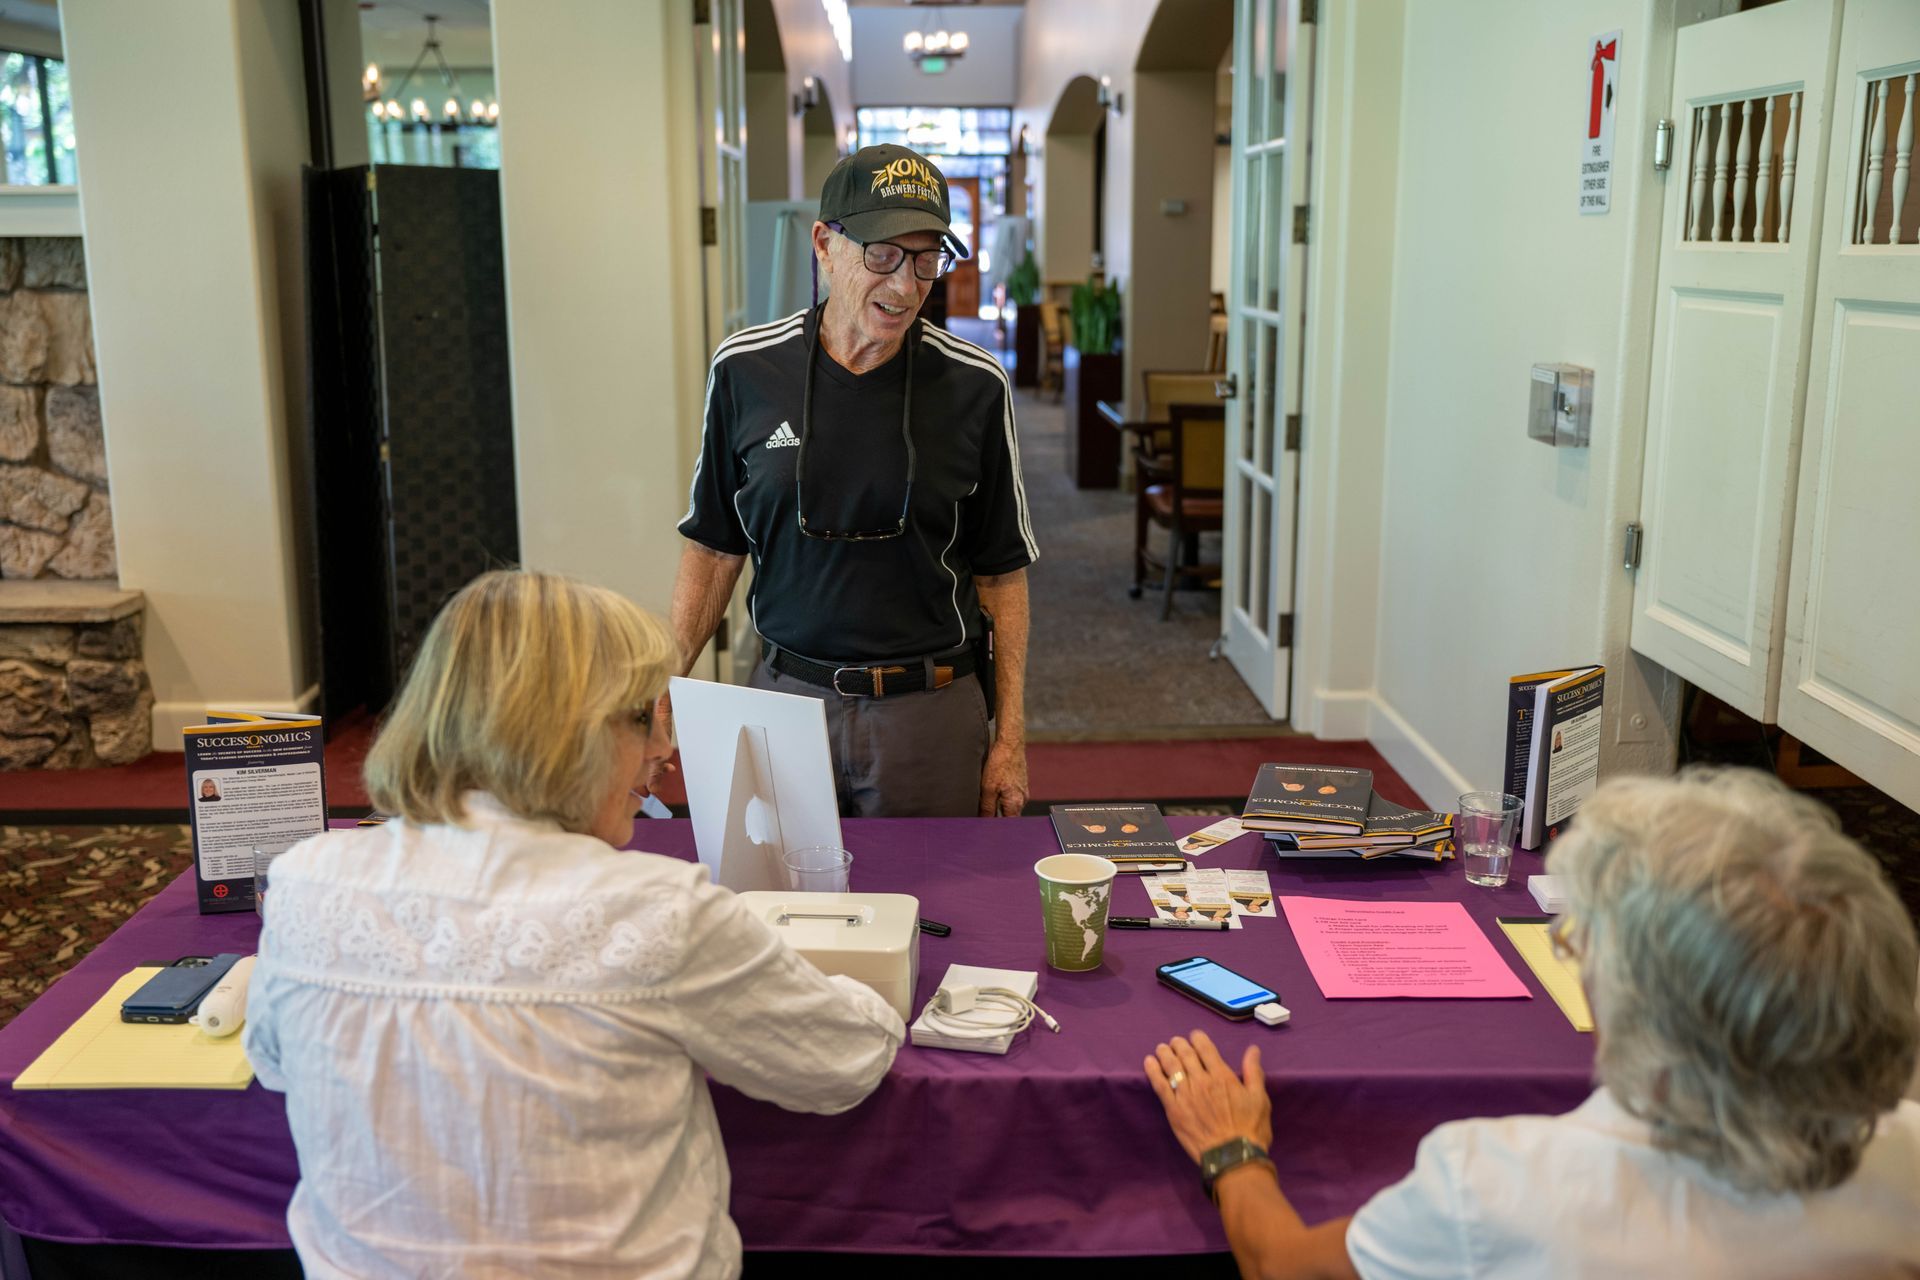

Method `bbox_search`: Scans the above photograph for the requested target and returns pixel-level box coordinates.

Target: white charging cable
[920,981,1061,1040]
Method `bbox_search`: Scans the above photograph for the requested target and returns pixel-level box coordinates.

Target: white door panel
[1780,0,1920,808]
[1630,0,1842,721]
[1222,0,1313,717]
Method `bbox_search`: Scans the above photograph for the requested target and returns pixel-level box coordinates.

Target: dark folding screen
[304,164,518,720]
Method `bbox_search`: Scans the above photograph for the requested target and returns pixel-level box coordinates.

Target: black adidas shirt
[679,306,1037,663]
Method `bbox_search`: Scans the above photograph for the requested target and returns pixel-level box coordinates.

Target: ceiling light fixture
[905,26,969,71]
[367,15,497,130]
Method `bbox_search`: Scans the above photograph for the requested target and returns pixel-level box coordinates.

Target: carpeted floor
[0,823,192,1026]
[955,325,1273,740]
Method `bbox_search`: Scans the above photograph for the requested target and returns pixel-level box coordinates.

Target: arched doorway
[801,86,839,198]
[1041,74,1103,296]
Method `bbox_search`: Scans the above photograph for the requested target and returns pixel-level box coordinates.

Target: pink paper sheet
[1280,896,1530,999]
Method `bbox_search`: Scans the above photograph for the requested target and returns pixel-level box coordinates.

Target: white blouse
[1347,1087,1920,1279]
[244,795,905,1279]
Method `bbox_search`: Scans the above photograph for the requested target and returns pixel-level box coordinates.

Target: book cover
[183,711,328,914]
[1505,669,1571,801]
[1266,832,1456,863]
[1522,666,1604,849]
[1048,804,1181,862]
[1295,794,1453,850]
[1242,764,1372,834]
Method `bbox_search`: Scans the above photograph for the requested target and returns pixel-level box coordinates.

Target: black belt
[766,642,976,698]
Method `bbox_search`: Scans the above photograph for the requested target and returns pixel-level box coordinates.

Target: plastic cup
[1034,852,1118,971]
[783,844,853,893]
[1458,792,1522,887]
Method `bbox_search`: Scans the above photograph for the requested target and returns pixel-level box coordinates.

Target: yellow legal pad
[12,968,255,1090]
[1496,919,1594,1033]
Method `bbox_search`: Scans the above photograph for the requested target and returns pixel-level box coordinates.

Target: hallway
[944,321,1276,739]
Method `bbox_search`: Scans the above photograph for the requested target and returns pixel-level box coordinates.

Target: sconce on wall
[792,75,820,117]
[1098,75,1124,116]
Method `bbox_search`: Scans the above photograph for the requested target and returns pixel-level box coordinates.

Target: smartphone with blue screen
[1156,956,1278,1020]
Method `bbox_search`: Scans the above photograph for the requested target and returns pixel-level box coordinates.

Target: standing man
[670,144,1037,818]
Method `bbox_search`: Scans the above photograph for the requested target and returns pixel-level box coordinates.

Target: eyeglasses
[796,305,918,541]
[832,223,955,281]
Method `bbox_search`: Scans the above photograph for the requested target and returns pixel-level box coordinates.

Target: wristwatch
[1199,1137,1274,1201]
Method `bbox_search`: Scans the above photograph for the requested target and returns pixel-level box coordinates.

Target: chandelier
[904,28,969,68]
[365,15,498,129]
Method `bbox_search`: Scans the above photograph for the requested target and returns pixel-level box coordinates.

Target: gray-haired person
[668,143,1036,820]
[1144,767,1920,1279]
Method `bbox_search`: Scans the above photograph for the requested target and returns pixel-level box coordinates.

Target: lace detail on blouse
[266,881,690,996]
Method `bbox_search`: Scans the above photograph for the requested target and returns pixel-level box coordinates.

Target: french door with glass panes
[1220,0,1315,716]
[698,0,749,349]
[694,0,754,681]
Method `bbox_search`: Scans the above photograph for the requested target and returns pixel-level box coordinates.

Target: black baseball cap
[817,143,971,260]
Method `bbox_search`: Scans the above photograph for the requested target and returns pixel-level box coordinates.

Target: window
[1,49,76,186]
[855,107,1013,156]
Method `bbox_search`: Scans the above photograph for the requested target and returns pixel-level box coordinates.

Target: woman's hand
[1144,1030,1273,1163]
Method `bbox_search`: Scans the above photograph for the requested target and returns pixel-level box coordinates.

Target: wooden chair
[1204,312,1229,373]
[1123,371,1222,594]
[1136,402,1226,619]
[1038,301,1070,401]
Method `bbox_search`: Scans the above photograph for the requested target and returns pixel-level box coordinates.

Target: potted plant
[1064,275,1124,488]
[1006,252,1041,388]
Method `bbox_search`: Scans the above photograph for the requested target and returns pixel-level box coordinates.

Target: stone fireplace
[0,237,111,579]
[0,235,151,768]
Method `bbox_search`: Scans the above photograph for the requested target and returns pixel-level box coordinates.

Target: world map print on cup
[1034,853,1118,972]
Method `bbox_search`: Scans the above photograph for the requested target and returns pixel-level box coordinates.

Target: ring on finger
[1168,1070,1187,1092]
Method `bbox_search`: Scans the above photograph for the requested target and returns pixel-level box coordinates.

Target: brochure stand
[670,677,842,893]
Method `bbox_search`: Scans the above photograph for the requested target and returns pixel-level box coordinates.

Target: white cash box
[735,892,921,1021]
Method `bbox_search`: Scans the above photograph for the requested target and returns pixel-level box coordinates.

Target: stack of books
[1242,764,1455,861]
[1047,803,1186,873]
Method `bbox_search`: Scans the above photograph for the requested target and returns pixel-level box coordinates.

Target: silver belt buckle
[831,666,868,697]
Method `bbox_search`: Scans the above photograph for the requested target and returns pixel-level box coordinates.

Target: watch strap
[1199,1137,1273,1200]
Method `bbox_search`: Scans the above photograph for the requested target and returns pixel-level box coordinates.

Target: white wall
[1017,0,1161,399]
[851,8,1021,107]
[1041,131,1095,284]
[61,0,316,745]
[1325,0,1677,803]
[1130,70,1218,375]
[493,0,706,616]
[747,71,791,199]
[770,0,855,201]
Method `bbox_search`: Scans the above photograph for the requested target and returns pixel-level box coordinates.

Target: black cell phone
[1156,956,1279,1021]
[120,953,243,1024]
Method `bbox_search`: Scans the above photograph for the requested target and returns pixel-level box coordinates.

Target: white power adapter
[924,980,1058,1039]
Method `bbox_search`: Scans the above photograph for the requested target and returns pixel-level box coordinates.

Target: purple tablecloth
[0,817,1593,1255]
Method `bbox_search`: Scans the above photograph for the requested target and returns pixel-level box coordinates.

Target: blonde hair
[365,570,676,832]
[1550,767,1919,1195]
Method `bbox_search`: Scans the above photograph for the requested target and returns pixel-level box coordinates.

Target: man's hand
[978,738,1029,817]
[1144,1031,1273,1163]
[639,688,677,796]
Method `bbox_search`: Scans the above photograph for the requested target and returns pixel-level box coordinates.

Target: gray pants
[748,655,992,818]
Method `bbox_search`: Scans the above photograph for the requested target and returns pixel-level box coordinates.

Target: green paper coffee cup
[1034,852,1118,972]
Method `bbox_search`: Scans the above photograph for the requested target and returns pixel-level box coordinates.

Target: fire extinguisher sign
[1581,30,1621,215]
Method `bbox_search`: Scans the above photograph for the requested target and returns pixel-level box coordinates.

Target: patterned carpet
[0,824,192,1028]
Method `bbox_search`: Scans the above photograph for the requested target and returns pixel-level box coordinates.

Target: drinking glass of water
[782,845,853,893]
[1457,793,1522,888]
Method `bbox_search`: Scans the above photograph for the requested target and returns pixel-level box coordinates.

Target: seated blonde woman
[1146,767,1920,1279]
[244,570,904,1279]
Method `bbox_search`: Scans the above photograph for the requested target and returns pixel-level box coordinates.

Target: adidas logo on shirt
[764,422,799,449]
